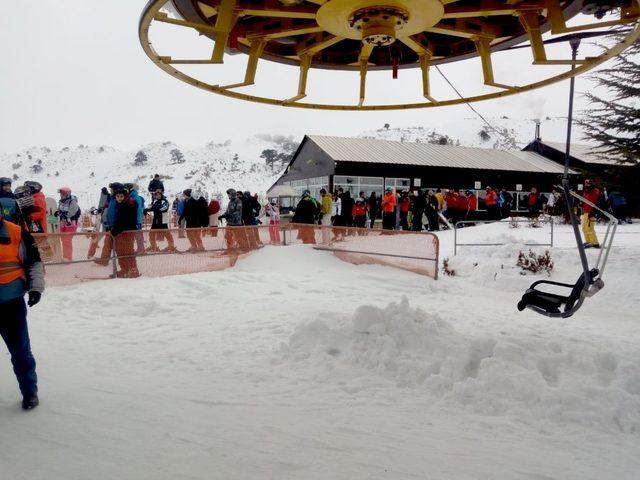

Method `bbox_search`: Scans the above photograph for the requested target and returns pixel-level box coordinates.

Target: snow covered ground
[1,221,639,480]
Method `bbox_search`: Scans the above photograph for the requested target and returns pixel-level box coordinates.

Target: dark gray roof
[541,141,622,166]
[308,135,573,174]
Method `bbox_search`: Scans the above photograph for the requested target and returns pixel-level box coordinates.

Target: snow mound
[281,297,640,434]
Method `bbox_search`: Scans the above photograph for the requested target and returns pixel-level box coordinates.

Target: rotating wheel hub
[349,7,410,47]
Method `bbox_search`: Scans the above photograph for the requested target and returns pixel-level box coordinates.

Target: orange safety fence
[34,225,439,286]
[283,224,439,279]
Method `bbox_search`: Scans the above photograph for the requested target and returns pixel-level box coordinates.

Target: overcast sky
[0,1,613,153]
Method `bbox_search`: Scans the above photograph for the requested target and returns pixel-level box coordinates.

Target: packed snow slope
[1,222,639,480]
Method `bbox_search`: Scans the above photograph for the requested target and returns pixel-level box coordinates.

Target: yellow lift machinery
[140,0,639,110]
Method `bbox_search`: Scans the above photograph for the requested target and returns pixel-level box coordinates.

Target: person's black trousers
[0,297,37,397]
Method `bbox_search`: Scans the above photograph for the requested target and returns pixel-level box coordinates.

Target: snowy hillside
[1,116,582,208]
[359,115,581,150]
[0,135,295,207]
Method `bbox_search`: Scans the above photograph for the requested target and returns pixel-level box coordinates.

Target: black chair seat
[517,269,599,316]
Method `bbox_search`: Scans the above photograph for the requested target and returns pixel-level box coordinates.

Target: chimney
[534,119,541,141]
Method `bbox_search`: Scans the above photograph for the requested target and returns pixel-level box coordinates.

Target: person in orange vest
[0,211,45,410]
[582,178,601,248]
[381,188,397,230]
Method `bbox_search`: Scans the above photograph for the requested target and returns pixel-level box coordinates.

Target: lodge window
[334,176,384,197]
[384,178,410,191]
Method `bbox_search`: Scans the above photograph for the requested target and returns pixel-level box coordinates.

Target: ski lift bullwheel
[139,0,640,110]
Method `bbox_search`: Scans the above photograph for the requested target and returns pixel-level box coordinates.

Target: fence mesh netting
[34,225,439,286]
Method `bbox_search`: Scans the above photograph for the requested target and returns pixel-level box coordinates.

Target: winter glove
[28,291,41,307]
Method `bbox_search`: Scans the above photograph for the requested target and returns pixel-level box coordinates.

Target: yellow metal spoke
[425,20,499,39]
[219,39,267,89]
[153,11,219,34]
[247,25,324,41]
[285,54,312,103]
[197,1,218,18]
[518,12,546,62]
[297,34,344,56]
[545,0,639,34]
[419,53,437,102]
[238,8,317,20]
[358,44,374,106]
[473,36,513,89]
[442,0,543,19]
[211,0,238,63]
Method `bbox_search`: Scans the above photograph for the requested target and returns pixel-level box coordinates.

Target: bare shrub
[517,250,554,275]
[442,257,456,276]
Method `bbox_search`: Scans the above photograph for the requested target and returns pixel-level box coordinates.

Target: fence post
[110,234,117,279]
[550,216,554,247]
[282,225,287,246]
[453,223,457,256]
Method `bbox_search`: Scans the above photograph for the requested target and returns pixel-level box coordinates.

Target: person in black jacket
[198,195,209,227]
[368,192,379,229]
[425,190,439,231]
[111,188,140,278]
[340,191,354,227]
[147,174,164,197]
[411,190,426,231]
[292,190,319,244]
[179,189,204,252]
[144,190,176,252]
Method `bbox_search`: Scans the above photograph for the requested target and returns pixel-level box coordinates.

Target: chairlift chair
[517,186,617,318]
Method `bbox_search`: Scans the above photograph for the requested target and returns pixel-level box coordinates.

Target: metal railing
[35,224,440,285]
[453,217,554,255]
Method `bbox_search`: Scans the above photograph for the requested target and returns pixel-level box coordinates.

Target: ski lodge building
[269,135,574,212]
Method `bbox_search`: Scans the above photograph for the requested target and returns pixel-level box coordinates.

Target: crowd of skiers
[1,177,81,262]
[292,186,507,232]
[1,172,633,278]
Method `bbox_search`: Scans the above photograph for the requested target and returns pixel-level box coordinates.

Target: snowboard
[438,212,453,230]
[87,188,109,258]
[46,197,59,233]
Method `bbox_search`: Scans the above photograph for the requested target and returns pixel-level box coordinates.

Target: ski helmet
[24,180,43,193]
[58,186,71,194]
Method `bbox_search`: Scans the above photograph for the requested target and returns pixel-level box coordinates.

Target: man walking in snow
[0,210,44,410]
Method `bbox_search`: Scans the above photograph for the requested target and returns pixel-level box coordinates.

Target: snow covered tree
[478,128,491,142]
[134,150,148,166]
[170,148,185,164]
[578,37,640,165]
[261,149,278,170]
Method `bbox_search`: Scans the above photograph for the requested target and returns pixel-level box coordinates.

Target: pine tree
[134,150,148,166]
[579,37,640,165]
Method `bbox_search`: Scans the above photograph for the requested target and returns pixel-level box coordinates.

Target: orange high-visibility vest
[0,221,26,284]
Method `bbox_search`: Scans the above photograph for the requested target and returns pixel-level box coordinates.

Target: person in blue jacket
[176,193,186,238]
[124,183,145,253]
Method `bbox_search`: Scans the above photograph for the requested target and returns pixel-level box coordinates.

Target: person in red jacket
[207,196,221,237]
[23,181,47,233]
[352,198,367,228]
[444,189,461,225]
[484,186,499,220]
[399,193,410,230]
[581,178,601,248]
[527,187,541,218]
